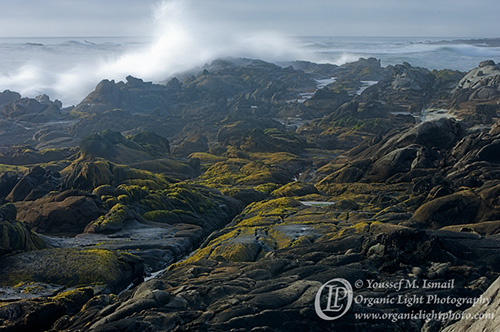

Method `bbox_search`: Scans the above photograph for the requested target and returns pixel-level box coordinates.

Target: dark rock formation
[5,166,61,202]
[0,204,47,256]
[0,248,144,293]
[15,190,105,236]
[50,225,500,332]
[2,58,500,332]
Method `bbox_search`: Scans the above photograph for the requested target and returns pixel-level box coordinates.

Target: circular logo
[315,278,353,320]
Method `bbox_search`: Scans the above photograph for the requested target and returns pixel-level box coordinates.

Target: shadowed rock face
[14,190,105,236]
[46,226,500,332]
[2,58,500,332]
[3,166,61,203]
[0,204,48,256]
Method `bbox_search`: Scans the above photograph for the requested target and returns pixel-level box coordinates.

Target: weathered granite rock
[441,276,500,332]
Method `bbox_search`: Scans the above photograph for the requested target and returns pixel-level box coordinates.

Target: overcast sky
[0,0,498,38]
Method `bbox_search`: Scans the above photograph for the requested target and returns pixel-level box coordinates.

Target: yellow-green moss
[209,242,261,262]
[0,248,138,288]
[188,152,227,163]
[0,164,28,172]
[86,203,130,233]
[0,220,48,255]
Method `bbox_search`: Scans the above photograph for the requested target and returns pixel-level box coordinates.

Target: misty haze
[0,1,500,332]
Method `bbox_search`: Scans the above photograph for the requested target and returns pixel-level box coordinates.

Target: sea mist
[0,0,303,106]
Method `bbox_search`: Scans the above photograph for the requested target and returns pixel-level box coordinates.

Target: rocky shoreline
[1,57,500,331]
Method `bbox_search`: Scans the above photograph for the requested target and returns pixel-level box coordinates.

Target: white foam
[0,0,306,106]
[357,80,378,95]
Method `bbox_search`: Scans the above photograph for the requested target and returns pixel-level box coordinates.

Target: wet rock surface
[1,58,500,331]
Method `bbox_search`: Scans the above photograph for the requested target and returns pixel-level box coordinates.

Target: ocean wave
[297,38,500,58]
[0,0,305,106]
[438,44,500,57]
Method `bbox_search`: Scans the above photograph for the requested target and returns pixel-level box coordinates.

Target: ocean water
[293,36,500,71]
[0,36,499,105]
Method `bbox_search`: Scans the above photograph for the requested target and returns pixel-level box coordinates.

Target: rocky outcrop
[0,96,61,123]
[52,225,500,332]
[359,62,436,112]
[14,190,105,236]
[441,276,500,332]
[3,58,500,332]
[0,204,47,256]
[0,248,144,293]
[5,166,61,202]
[454,60,500,101]
[317,117,464,184]
[0,288,95,332]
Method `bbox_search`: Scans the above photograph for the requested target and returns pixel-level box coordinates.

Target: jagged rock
[452,60,500,106]
[5,166,60,202]
[359,61,435,112]
[456,60,500,91]
[0,96,61,123]
[0,90,21,108]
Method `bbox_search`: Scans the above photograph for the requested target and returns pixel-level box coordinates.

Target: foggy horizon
[0,0,499,105]
[1,0,499,39]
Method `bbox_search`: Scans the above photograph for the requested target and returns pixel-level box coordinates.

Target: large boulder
[15,190,105,236]
[394,117,463,149]
[411,191,483,229]
[5,166,60,202]
[369,145,419,181]
[442,276,500,332]
[0,204,47,256]
[0,248,144,293]
[477,139,500,163]
[452,60,500,106]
